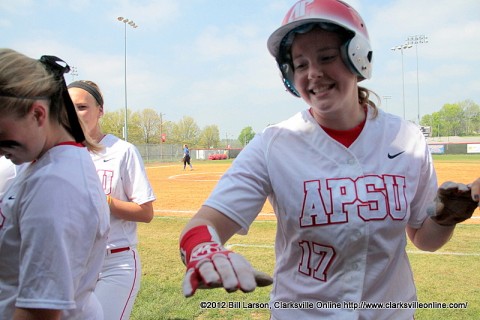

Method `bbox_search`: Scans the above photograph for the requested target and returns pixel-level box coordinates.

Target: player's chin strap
[39,55,85,144]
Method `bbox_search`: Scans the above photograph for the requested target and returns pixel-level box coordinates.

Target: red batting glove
[180,225,257,297]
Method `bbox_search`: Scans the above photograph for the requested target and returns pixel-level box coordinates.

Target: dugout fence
[427,137,480,154]
[134,138,480,162]
[135,144,183,163]
[134,144,242,163]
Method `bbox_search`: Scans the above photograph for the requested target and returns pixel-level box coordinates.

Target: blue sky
[2,0,479,138]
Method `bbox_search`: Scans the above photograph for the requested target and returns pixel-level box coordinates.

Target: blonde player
[0,49,109,319]
[68,80,156,320]
[178,1,479,319]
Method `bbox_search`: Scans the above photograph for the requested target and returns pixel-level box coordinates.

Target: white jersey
[92,134,155,249]
[204,107,437,319]
[0,144,109,319]
[0,157,26,200]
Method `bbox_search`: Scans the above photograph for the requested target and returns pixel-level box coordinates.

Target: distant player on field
[178,1,480,319]
[69,80,156,320]
[183,144,193,170]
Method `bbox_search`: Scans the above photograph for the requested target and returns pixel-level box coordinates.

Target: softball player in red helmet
[179,1,479,319]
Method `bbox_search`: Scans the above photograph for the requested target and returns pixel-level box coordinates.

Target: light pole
[159,113,166,162]
[382,95,392,112]
[406,35,428,125]
[70,66,78,81]
[391,44,412,120]
[117,16,138,142]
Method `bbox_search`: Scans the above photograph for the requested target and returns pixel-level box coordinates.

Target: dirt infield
[146,160,480,224]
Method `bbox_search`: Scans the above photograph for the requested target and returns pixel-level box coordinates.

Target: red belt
[108,247,130,254]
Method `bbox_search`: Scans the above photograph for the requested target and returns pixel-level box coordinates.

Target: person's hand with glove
[180,225,272,297]
[429,181,480,226]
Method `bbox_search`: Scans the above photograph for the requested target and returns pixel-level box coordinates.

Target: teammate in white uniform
[179,1,479,319]
[68,80,156,320]
[0,49,109,319]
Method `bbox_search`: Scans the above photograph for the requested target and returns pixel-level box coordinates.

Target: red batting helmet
[267,0,373,97]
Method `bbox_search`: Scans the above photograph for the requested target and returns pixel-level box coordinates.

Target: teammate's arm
[406,220,455,252]
[181,205,241,243]
[179,205,263,297]
[108,198,154,223]
[14,307,61,320]
[407,178,480,251]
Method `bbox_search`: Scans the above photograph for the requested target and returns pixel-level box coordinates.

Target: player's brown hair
[68,80,104,108]
[0,48,101,153]
[359,86,379,118]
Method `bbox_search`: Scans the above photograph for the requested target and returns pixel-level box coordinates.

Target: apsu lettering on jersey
[283,0,315,24]
[300,174,407,227]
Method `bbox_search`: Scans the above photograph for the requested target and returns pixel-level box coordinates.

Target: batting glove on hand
[429,181,479,226]
[180,225,272,298]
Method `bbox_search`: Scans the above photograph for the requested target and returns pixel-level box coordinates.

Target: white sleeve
[408,132,438,228]
[16,176,79,309]
[122,144,156,205]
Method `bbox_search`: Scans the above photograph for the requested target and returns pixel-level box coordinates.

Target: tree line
[99,99,479,147]
[100,109,255,148]
[420,99,480,137]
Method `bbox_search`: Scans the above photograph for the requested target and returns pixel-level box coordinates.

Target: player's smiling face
[292,28,358,119]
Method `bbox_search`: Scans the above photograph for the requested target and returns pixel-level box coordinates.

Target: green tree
[171,116,200,146]
[160,120,174,144]
[127,111,144,145]
[238,126,255,146]
[424,100,480,138]
[100,109,125,138]
[134,108,162,144]
[441,103,463,136]
[460,99,480,135]
[198,125,220,148]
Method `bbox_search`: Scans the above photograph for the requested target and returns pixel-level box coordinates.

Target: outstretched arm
[180,205,241,243]
[406,219,455,252]
[407,179,480,252]
[179,205,272,297]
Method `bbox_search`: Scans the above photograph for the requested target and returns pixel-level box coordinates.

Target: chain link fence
[134,144,243,163]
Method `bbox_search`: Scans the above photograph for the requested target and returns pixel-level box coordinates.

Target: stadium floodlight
[382,95,392,112]
[391,43,413,120]
[117,16,138,141]
[406,35,428,125]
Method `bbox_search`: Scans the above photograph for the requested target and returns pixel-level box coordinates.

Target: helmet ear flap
[340,35,373,81]
[279,62,300,97]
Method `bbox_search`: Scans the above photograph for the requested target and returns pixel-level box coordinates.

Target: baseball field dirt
[146,160,480,224]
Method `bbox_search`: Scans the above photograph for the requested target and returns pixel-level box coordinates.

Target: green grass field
[131,155,480,319]
[432,153,480,162]
[132,218,479,320]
